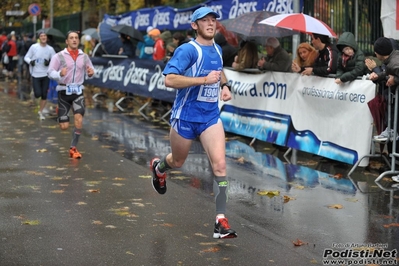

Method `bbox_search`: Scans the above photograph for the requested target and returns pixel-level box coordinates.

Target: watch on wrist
[221,82,231,91]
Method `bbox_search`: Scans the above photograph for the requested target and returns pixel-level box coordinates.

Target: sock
[213,176,228,215]
[156,156,172,173]
[70,128,81,148]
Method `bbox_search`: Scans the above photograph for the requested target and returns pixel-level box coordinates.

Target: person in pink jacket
[47,31,95,159]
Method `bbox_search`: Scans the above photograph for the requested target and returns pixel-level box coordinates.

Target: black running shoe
[150,158,167,194]
[213,217,237,239]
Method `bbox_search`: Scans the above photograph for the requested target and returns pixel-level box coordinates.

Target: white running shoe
[38,111,45,120]
[374,127,396,142]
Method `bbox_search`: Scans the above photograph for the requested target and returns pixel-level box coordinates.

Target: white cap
[85,35,92,41]
[10,31,15,35]
[146,26,154,34]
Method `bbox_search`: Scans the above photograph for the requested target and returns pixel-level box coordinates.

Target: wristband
[204,77,207,85]
[220,82,231,91]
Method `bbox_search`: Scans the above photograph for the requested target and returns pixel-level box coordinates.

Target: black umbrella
[223,11,296,44]
[111,24,144,42]
[82,28,99,40]
[36,28,65,39]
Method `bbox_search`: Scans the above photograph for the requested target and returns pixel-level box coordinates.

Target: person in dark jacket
[369,37,399,182]
[214,33,237,67]
[302,33,338,76]
[118,34,136,57]
[335,32,367,84]
[257,37,291,72]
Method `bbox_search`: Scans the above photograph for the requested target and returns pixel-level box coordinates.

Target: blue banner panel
[84,56,176,103]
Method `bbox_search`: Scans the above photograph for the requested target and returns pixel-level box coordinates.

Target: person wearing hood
[214,32,237,67]
[335,32,367,84]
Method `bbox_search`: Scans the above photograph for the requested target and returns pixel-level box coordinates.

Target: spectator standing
[24,31,56,120]
[291,42,318,74]
[150,6,237,239]
[257,37,291,72]
[186,28,195,41]
[138,26,155,59]
[17,33,34,80]
[149,28,165,61]
[118,33,136,58]
[335,32,367,84]
[301,33,338,76]
[368,37,399,183]
[47,31,95,159]
[5,34,18,81]
[232,40,258,70]
[0,31,7,55]
[214,33,237,67]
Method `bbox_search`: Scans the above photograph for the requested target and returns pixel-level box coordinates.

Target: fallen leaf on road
[105,225,116,229]
[87,189,100,193]
[345,198,358,202]
[293,239,308,246]
[310,258,318,264]
[327,204,343,209]
[91,220,103,225]
[139,175,151,179]
[383,223,399,228]
[36,149,48,152]
[294,185,305,190]
[283,195,296,203]
[76,202,87,205]
[201,246,220,253]
[257,190,280,197]
[51,190,65,194]
[22,220,40,225]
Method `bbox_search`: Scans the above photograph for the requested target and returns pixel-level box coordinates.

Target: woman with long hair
[291,42,318,73]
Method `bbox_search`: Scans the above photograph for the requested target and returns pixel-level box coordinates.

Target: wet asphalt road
[0,80,398,266]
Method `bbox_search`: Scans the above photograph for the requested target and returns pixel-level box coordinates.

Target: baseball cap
[191,7,219,23]
[148,28,161,37]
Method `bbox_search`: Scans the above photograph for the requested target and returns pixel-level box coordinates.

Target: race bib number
[66,84,83,95]
[197,83,219,102]
[144,47,154,55]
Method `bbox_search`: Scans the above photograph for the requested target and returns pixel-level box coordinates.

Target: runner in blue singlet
[150,7,237,239]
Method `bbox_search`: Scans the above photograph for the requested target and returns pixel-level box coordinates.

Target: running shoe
[213,217,237,239]
[374,127,398,142]
[38,111,45,120]
[150,158,167,194]
[69,147,82,159]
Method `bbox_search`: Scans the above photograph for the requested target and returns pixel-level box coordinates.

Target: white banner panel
[221,69,375,166]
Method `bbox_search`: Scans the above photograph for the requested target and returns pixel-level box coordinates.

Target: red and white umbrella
[259,13,337,38]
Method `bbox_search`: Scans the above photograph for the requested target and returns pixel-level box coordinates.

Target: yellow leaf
[345,198,358,202]
[87,189,100,193]
[310,258,318,264]
[36,149,48,152]
[51,189,65,194]
[283,195,296,203]
[294,185,305,190]
[91,220,103,225]
[257,190,280,197]
[327,204,343,209]
[76,202,87,205]
[22,220,40,225]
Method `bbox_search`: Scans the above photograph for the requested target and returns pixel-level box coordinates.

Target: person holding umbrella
[118,33,136,57]
[301,33,338,77]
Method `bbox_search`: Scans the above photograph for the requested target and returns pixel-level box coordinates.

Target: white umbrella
[259,13,337,38]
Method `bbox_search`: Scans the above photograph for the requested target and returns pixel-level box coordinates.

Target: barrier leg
[375,86,399,183]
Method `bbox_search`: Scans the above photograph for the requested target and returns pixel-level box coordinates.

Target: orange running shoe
[69,147,82,159]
